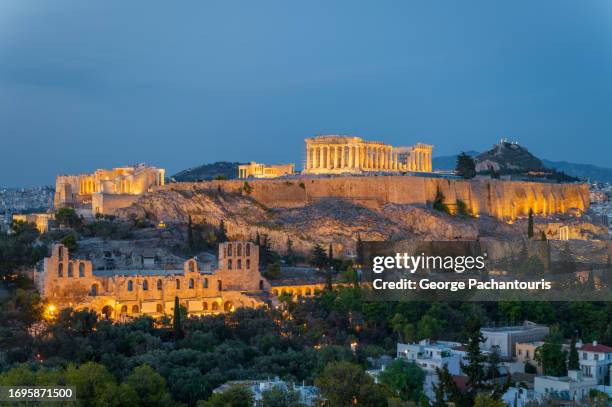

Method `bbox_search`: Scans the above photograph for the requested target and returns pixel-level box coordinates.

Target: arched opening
[203,278,208,288]
[101,305,113,319]
[143,280,149,291]
[305,288,311,296]
[237,244,242,256]
[189,260,195,273]
[131,305,139,314]
[79,262,85,277]
[121,305,128,313]
[127,280,133,291]
[217,280,222,291]
[211,302,219,311]
[58,262,64,277]
[175,279,180,289]
[246,243,250,256]
[246,259,250,269]
[157,279,162,290]
[237,259,242,269]
[156,304,163,313]
[91,284,99,296]
[58,246,64,258]
[189,278,194,289]
[273,289,278,296]
[202,302,208,311]
[224,301,234,312]
[67,263,73,277]
[227,243,232,256]
[259,280,264,290]
[227,259,232,269]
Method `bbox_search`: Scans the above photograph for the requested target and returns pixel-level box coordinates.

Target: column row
[306,144,402,171]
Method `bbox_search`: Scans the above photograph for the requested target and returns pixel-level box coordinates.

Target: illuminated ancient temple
[302,135,432,174]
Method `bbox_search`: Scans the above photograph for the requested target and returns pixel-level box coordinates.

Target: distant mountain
[432,151,480,171]
[541,160,612,184]
[434,146,612,183]
[171,162,242,182]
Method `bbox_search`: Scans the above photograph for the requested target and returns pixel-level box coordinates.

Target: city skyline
[1,0,611,187]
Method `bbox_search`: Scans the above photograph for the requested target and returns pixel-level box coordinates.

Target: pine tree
[173,296,183,340]
[216,219,228,243]
[528,209,534,238]
[285,237,295,266]
[456,152,476,179]
[461,323,487,392]
[311,244,328,269]
[254,232,261,246]
[356,234,364,266]
[568,337,580,370]
[540,230,547,241]
[328,243,334,266]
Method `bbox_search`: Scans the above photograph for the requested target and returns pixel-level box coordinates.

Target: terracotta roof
[580,343,612,353]
[452,375,469,391]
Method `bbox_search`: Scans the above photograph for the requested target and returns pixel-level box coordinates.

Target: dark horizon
[1,0,611,187]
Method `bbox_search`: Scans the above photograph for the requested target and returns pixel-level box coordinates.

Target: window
[157,279,162,290]
[227,259,232,270]
[189,261,195,272]
[237,259,242,269]
[121,305,127,313]
[203,278,208,288]
[237,244,242,256]
[583,353,587,360]
[127,280,133,291]
[202,302,208,310]
[212,302,219,311]
[90,284,98,296]
[79,262,85,277]
[227,244,232,256]
[246,243,250,256]
[143,280,148,291]
[259,280,264,290]
[594,354,599,361]
[526,350,530,358]
[189,278,194,289]
[218,280,222,291]
[305,288,311,296]
[156,304,162,313]
[58,246,64,258]
[132,305,139,313]
[58,263,64,277]
[246,259,250,269]
[518,349,522,356]
[67,263,73,277]
[176,279,180,289]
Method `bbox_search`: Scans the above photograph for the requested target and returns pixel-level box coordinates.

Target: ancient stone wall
[156,176,589,220]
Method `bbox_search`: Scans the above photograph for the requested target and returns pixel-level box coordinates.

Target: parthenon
[302,135,433,174]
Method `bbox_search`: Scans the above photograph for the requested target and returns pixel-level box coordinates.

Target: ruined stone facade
[303,135,433,174]
[238,162,295,179]
[37,242,286,320]
[54,164,165,216]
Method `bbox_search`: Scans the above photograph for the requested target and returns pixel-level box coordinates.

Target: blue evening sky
[1,1,611,187]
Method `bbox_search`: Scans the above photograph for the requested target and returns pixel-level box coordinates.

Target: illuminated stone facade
[12,213,54,233]
[54,164,165,216]
[303,135,432,174]
[38,242,274,320]
[238,162,295,179]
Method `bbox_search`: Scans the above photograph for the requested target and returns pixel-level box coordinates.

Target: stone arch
[79,262,85,277]
[58,246,64,258]
[189,260,196,273]
[58,262,64,277]
[237,259,242,269]
[246,243,250,256]
[101,305,113,319]
[157,279,162,290]
[203,278,209,288]
[212,302,219,311]
[156,304,162,313]
[67,263,73,277]
[202,302,208,311]
[131,305,139,313]
[90,284,99,296]
[224,301,234,312]
[305,288,312,296]
[143,280,149,291]
[189,278,194,289]
[121,305,128,313]
[175,279,180,289]
[227,243,233,256]
[246,259,250,269]
[228,259,233,269]
[273,289,278,296]
[237,243,242,256]
[127,280,134,291]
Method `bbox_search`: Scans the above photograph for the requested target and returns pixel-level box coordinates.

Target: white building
[534,370,598,403]
[577,341,612,385]
[396,339,466,376]
[213,378,322,406]
[480,321,549,358]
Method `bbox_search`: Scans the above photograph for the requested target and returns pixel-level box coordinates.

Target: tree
[328,243,334,265]
[55,207,81,228]
[200,386,254,407]
[285,237,296,266]
[315,361,389,407]
[356,234,364,266]
[487,346,502,380]
[378,359,425,402]
[540,230,547,241]
[263,262,281,280]
[60,233,78,252]
[432,188,450,214]
[173,296,183,340]
[216,220,228,243]
[535,332,567,377]
[568,337,580,370]
[527,208,534,238]
[311,244,328,269]
[455,152,476,179]
[126,364,173,407]
[261,386,303,407]
[461,324,487,392]
[433,365,461,407]
[473,394,506,407]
